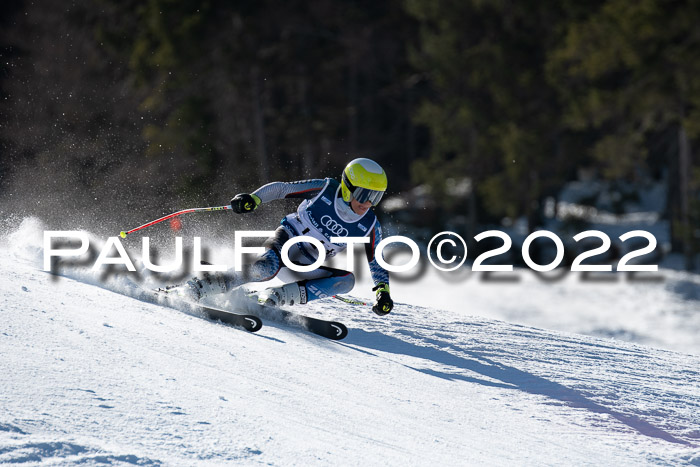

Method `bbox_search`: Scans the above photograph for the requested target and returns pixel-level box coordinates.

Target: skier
[180,158,394,316]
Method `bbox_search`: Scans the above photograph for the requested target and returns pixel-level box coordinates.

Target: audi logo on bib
[320,215,349,237]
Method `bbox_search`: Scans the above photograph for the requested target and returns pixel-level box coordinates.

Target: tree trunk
[467,126,479,252]
[298,66,314,177]
[251,66,268,182]
[679,125,693,270]
[347,54,358,154]
[406,85,416,163]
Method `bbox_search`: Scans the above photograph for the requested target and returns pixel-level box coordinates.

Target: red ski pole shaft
[333,295,369,306]
[119,205,232,238]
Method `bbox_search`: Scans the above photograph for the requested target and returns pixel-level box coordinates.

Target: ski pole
[119,205,232,238]
[333,295,369,306]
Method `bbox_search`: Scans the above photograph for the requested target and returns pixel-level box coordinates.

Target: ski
[141,283,344,338]
[148,286,263,333]
[239,300,348,340]
[197,305,263,333]
[273,307,348,340]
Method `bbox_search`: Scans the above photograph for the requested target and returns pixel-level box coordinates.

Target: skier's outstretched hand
[372,283,393,316]
[231,193,261,213]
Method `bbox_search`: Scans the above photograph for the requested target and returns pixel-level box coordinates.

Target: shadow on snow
[344,329,693,447]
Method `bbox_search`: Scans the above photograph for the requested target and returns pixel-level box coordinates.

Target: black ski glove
[230,193,261,214]
[372,283,393,316]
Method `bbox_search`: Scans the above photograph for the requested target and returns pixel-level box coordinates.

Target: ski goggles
[343,174,385,205]
[351,186,384,205]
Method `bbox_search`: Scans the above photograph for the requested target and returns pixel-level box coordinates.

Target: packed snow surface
[1,218,699,465]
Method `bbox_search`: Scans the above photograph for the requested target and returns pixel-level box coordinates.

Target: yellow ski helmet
[340,158,387,205]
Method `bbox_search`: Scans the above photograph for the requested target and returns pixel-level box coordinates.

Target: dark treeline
[0,1,698,264]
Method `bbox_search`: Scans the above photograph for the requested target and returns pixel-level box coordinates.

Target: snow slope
[1,219,700,465]
[390,265,700,356]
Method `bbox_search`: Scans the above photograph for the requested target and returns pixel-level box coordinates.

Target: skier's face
[351,197,372,215]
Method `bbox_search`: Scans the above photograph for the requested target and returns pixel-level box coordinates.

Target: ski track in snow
[1,218,700,465]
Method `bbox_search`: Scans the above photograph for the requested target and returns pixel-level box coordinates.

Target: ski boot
[255,282,307,307]
[163,272,233,302]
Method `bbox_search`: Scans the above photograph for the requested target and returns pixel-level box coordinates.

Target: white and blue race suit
[232,178,389,302]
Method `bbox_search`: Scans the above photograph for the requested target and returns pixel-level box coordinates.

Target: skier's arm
[365,222,393,316]
[252,179,326,203]
[230,179,326,213]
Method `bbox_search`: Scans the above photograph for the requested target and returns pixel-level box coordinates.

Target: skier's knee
[249,250,281,282]
[335,272,355,294]
[304,272,354,302]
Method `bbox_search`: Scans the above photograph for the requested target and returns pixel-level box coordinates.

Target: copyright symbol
[427,231,468,272]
